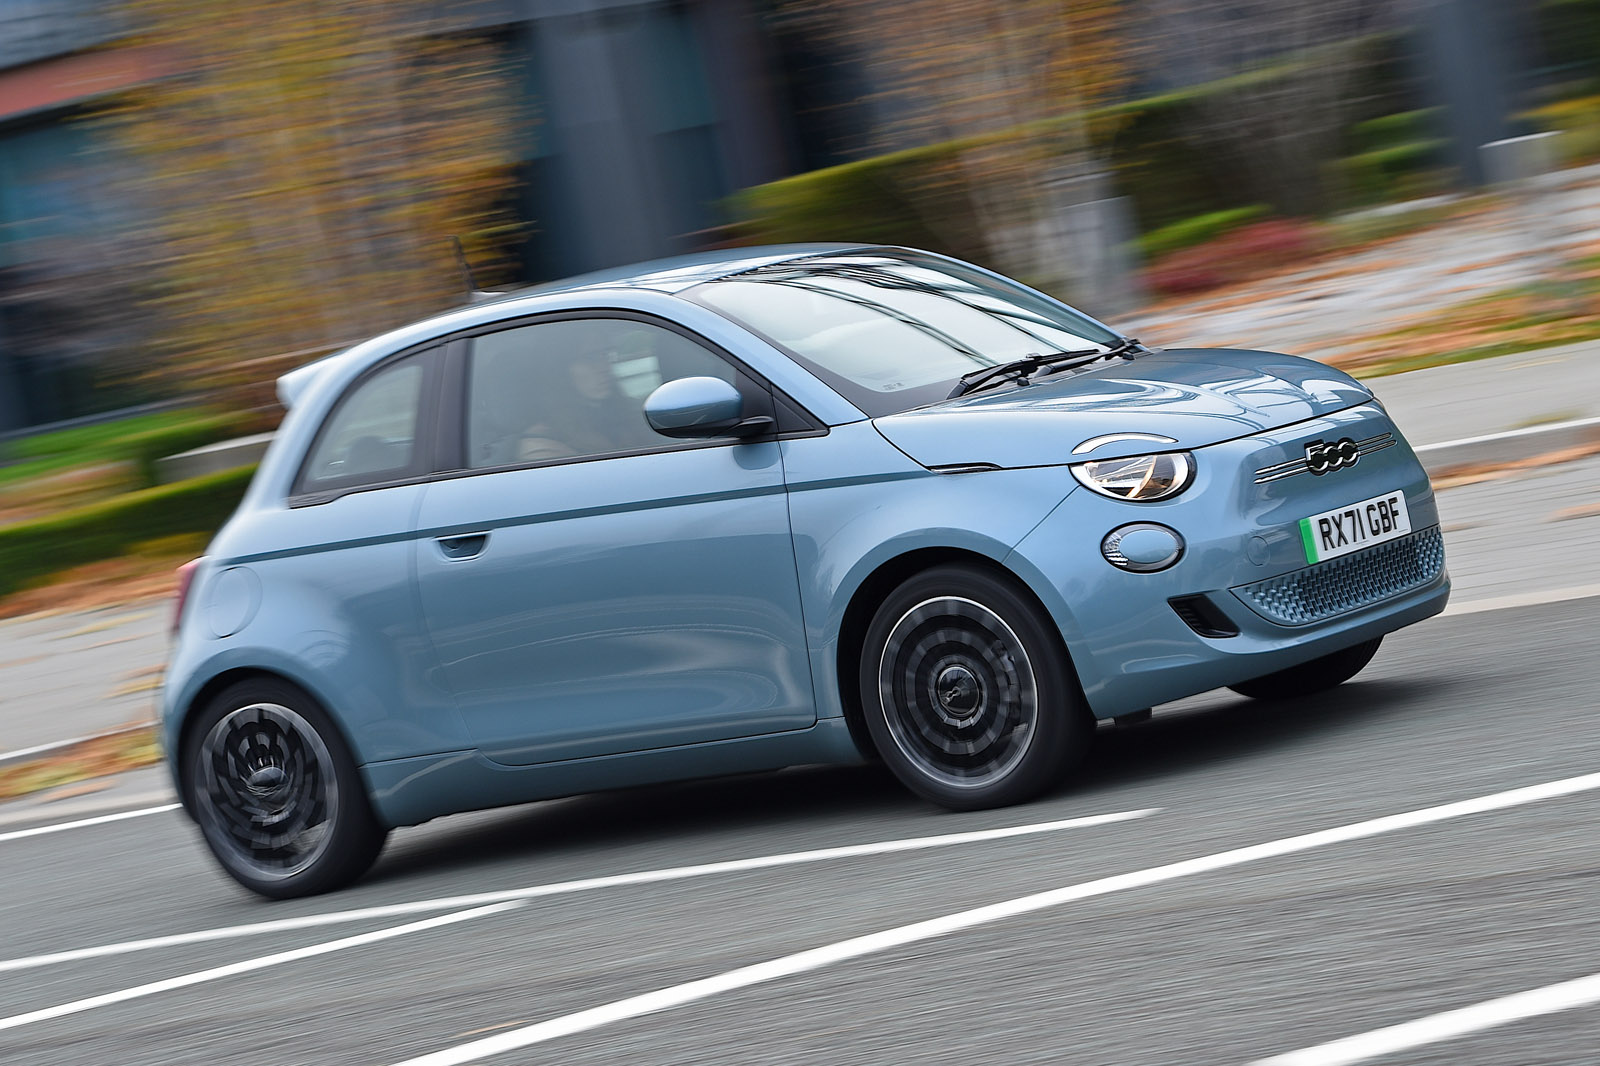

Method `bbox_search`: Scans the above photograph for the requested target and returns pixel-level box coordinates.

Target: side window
[297,356,427,494]
[465,318,749,469]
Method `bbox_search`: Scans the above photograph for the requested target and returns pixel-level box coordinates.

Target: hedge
[1333,140,1450,207]
[731,36,1409,258]
[1525,94,1600,164]
[1136,205,1270,262]
[731,80,1263,260]
[0,408,247,490]
[114,413,251,488]
[0,465,255,600]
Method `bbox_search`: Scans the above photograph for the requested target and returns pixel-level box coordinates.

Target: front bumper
[1006,404,1450,718]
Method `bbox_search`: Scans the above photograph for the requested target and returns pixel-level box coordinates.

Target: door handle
[435,531,489,560]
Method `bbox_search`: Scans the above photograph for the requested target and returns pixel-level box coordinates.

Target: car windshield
[686,249,1124,417]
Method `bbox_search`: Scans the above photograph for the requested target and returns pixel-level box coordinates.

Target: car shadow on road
[1073,676,1455,794]
[370,760,914,884]
[371,674,1467,885]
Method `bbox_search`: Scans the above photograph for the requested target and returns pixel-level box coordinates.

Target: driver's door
[413,314,817,765]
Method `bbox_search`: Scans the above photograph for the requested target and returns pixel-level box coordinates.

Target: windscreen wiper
[948,338,1146,398]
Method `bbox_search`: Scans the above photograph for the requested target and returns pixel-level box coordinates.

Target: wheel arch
[834,547,1087,758]
[172,666,356,817]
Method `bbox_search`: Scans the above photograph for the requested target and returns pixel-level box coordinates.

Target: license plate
[1299,490,1411,564]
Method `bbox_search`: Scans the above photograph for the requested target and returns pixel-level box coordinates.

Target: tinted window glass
[689,250,1124,416]
[466,318,739,468]
[300,359,424,490]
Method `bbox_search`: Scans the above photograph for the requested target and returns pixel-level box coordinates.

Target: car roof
[479,242,871,302]
[275,243,879,410]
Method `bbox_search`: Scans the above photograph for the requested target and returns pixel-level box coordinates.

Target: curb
[0,722,156,771]
[1414,415,1600,475]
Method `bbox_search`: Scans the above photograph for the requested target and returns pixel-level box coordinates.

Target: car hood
[871,348,1376,469]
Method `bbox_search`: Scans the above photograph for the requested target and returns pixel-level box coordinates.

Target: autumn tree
[778,0,1132,296]
[109,0,522,398]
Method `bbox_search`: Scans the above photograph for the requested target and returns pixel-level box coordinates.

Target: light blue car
[163,245,1448,897]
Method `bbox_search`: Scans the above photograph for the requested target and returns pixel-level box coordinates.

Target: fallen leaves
[1430,440,1600,491]
[0,726,162,801]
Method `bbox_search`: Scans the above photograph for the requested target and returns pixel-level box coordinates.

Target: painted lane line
[0,809,1154,976]
[384,771,1600,1066]
[0,901,523,1034]
[0,791,177,831]
[1255,971,1600,1066]
[0,804,180,844]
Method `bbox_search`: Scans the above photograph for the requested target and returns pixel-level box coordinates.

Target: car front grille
[1232,526,1445,626]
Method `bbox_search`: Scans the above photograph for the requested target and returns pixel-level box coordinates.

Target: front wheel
[1228,637,1384,701]
[183,678,387,899]
[860,565,1091,811]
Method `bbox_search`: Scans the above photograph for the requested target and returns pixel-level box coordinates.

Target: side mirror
[644,377,774,439]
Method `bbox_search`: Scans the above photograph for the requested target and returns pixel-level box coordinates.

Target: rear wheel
[184,678,387,899]
[860,564,1091,810]
[1228,637,1383,701]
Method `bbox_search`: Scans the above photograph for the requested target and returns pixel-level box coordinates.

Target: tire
[1227,636,1384,701]
[183,678,388,899]
[859,564,1091,811]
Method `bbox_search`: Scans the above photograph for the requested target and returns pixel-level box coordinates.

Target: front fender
[782,424,1079,720]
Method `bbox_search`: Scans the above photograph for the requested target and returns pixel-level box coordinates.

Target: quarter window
[298,357,426,493]
[465,318,744,468]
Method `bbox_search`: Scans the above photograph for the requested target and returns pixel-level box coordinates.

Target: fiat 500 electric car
[164,245,1448,897]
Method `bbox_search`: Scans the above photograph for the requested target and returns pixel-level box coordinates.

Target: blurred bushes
[114,413,251,488]
[1136,206,1270,262]
[1144,220,1322,297]
[733,52,1424,261]
[729,142,992,265]
[1525,95,1600,164]
[1330,110,1448,208]
[0,465,254,600]
[732,81,1266,258]
[0,408,247,490]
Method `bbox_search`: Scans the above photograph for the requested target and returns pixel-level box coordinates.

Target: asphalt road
[2,589,1597,1066]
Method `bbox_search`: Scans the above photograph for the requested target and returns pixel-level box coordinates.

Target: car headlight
[1070,451,1194,501]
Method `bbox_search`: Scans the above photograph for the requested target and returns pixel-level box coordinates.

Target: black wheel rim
[875,596,1038,790]
[195,703,338,882]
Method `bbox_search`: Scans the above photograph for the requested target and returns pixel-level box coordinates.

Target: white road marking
[1254,971,1600,1065]
[0,808,1154,975]
[1441,583,1600,617]
[1414,414,1600,452]
[0,804,180,844]
[0,901,523,1034]
[384,771,1600,1066]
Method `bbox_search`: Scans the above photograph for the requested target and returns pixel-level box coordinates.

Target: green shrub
[1347,110,1440,155]
[730,36,1406,259]
[114,414,250,488]
[1332,140,1449,207]
[1524,95,1600,165]
[1,410,197,462]
[1135,206,1271,262]
[0,465,255,600]
[0,408,243,489]
[730,138,1004,264]
[730,93,1258,265]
